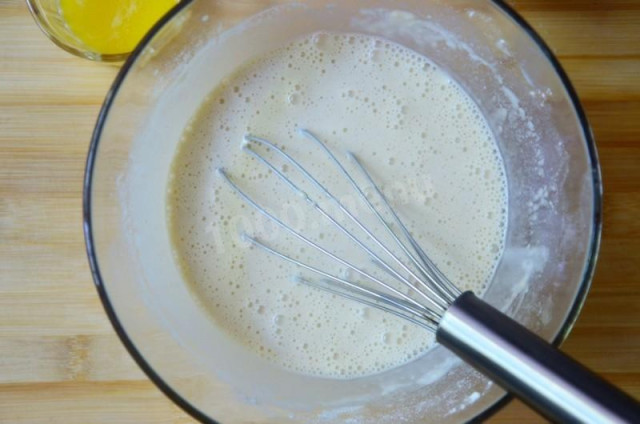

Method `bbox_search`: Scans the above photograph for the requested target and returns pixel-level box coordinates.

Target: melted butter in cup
[59,0,180,56]
[27,0,180,61]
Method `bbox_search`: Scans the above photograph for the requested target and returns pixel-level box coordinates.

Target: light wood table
[1,0,638,422]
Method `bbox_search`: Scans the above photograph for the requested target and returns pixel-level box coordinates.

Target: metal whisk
[218,129,639,423]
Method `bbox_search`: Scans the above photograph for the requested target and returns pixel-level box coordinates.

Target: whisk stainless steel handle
[439,291,640,423]
[221,129,640,424]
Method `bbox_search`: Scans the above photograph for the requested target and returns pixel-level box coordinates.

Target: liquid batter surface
[168,33,507,378]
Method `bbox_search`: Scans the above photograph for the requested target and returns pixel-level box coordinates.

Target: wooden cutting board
[1,0,638,422]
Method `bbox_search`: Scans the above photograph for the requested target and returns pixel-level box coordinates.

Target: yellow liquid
[59,0,180,56]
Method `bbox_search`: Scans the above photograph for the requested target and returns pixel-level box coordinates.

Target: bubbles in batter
[168,32,507,378]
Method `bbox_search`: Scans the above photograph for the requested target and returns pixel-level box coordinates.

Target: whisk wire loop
[299,129,456,306]
[220,130,461,328]
[218,168,435,314]
[245,132,451,310]
[347,151,461,301]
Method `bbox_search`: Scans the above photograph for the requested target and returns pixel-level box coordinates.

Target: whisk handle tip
[437,292,640,423]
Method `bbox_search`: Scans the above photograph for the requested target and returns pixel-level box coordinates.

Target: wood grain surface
[1,0,638,422]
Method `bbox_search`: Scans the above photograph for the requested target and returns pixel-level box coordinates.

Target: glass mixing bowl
[84,0,601,422]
